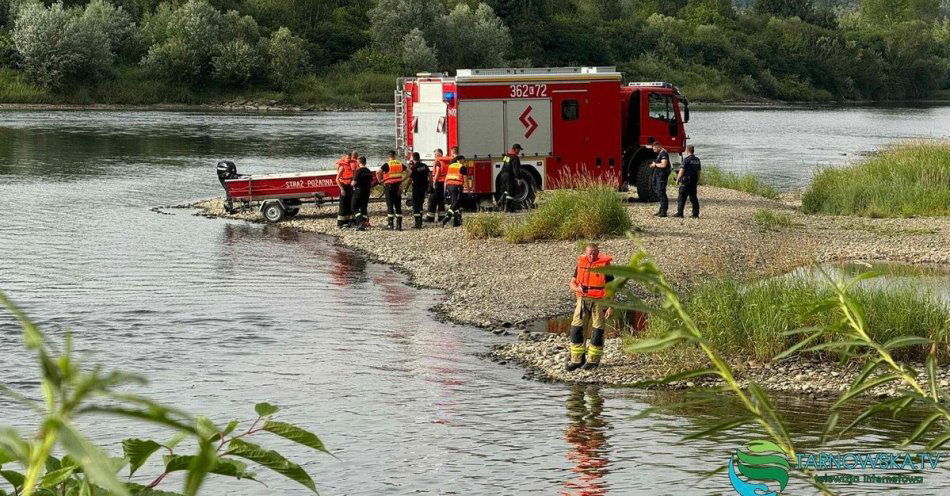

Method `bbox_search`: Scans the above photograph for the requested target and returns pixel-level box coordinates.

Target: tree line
[0,0,948,103]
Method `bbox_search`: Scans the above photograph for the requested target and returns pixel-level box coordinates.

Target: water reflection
[563,385,611,496]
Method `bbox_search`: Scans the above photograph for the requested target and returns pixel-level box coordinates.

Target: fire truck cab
[395,67,689,206]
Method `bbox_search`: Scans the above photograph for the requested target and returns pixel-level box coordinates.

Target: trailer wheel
[635,159,658,202]
[262,201,286,222]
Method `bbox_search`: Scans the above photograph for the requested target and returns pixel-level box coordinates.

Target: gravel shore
[192,186,950,394]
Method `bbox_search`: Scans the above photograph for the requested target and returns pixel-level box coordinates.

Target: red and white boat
[216,161,348,222]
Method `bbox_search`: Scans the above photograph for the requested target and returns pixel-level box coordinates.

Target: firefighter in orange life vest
[567,243,614,371]
[442,154,468,227]
[379,150,406,230]
[336,152,355,228]
[427,147,453,223]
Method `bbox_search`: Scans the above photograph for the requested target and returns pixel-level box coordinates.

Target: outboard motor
[216,160,239,186]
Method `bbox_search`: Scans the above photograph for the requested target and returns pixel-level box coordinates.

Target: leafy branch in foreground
[600,249,833,494]
[0,292,330,496]
[603,249,950,494]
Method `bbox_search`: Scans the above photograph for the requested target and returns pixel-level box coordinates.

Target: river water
[2,107,949,495]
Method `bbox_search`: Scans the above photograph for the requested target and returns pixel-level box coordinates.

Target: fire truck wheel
[509,171,537,209]
[635,159,658,202]
[262,201,286,222]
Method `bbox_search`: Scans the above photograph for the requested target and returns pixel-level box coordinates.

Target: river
[1,107,949,495]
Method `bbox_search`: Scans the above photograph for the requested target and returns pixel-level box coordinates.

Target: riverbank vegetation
[802,141,950,217]
[462,185,632,243]
[0,1,949,106]
[625,271,950,362]
[700,165,780,199]
[605,249,950,490]
[0,293,330,495]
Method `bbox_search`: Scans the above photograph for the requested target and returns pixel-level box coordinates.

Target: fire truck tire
[635,159,658,202]
[262,201,286,222]
[498,170,537,210]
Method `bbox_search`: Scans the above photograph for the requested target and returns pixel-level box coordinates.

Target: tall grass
[700,165,779,199]
[505,184,632,243]
[802,142,950,217]
[464,212,505,239]
[0,68,53,103]
[639,276,950,362]
[753,209,797,231]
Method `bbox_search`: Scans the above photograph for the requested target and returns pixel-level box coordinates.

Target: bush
[267,26,308,89]
[802,142,950,217]
[640,274,950,361]
[464,212,505,239]
[505,184,632,243]
[140,0,224,85]
[213,39,261,87]
[401,27,437,74]
[700,165,779,199]
[12,1,115,89]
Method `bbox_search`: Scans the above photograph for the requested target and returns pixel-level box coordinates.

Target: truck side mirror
[683,103,690,123]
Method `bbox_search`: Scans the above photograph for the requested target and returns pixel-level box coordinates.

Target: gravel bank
[193,186,950,327]
[491,333,950,398]
[192,186,950,394]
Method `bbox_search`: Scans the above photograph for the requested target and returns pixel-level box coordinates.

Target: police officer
[351,156,375,230]
[675,144,701,218]
[650,141,671,217]
[442,154,467,227]
[336,152,355,227]
[567,243,614,372]
[427,147,452,222]
[378,150,406,230]
[407,152,431,229]
[500,143,522,212]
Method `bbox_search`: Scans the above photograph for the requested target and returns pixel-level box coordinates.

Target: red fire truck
[395,66,690,205]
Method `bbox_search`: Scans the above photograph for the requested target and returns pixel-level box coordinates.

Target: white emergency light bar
[628,82,673,88]
[456,66,617,77]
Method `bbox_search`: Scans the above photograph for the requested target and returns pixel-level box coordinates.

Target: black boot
[387,217,394,230]
[414,216,423,229]
[396,217,403,231]
[453,214,462,227]
[442,211,452,226]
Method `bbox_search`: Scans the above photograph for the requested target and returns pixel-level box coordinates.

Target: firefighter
[442,154,467,227]
[426,147,452,223]
[566,243,614,372]
[650,141,671,217]
[379,150,406,230]
[675,144,701,218]
[351,156,375,230]
[336,153,354,227]
[407,152,431,229]
[500,143,522,212]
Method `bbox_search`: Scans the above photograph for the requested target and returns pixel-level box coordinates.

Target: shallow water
[2,108,949,495]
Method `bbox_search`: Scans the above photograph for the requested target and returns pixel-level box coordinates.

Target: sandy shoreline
[191,186,950,394]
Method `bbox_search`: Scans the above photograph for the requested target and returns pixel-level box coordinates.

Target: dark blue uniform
[654,149,671,216]
[676,154,701,217]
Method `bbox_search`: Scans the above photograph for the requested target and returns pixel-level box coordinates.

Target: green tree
[434,2,510,70]
[266,26,309,88]
[368,0,443,54]
[861,0,941,25]
[12,1,118,88]
[401,27,437,74]
[212,39,261,86]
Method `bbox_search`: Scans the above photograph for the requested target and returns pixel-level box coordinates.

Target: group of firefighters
[334,144,526,231]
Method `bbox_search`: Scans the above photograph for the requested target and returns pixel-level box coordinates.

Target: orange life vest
[337,158,353,185]
[434,157,451,182]
[574,254,613,299]
[445,161,464,186]
[384,159,404,184]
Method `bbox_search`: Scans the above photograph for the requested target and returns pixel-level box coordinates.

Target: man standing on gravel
[427,147,451,223]
[675,145,701,218]
[407,152,431,229]
[351,156,376,230]
[500,143,522,212]
[442,154,468,227]
[336,152,355,228]
[379,150,406,231]
[650,141,671,217]
[567,243,614,372]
